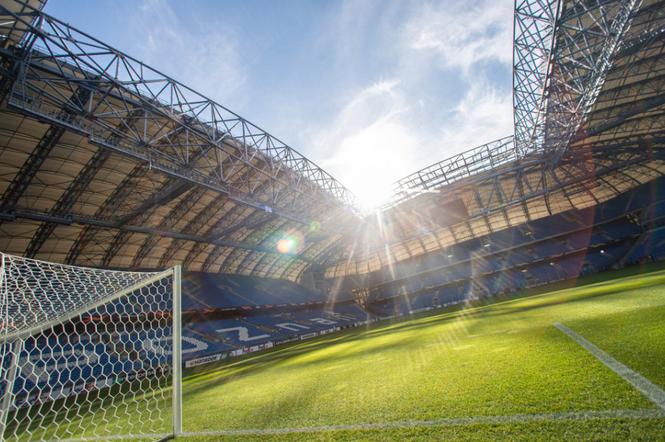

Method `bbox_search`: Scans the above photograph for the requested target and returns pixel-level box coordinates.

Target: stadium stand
[178,174,665,360]
[181,303,371,363]
[332,177,665,319]
[2,2,665,438]
[182,272,337,310]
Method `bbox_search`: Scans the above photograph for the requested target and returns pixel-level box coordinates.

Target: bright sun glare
[328,121,418,212]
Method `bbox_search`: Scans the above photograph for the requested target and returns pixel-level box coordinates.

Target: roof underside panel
[326,151,665,278]
[0,0,361,281]
[541,0,663,159]
[0,107,349,280]
[1,0,664,286]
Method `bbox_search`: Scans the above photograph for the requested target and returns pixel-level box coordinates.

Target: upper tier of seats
[367,177,665,287]
[182,272,352,311]
[361,177,665,308]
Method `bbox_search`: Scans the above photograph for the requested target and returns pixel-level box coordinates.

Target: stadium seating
[182,272,347,311]
[358,178,665,315]
[178,178,665,365]
[181,303,371,363]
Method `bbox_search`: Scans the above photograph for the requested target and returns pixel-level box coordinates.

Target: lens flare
[276,237,296,254]
[309,221,321,233]
[276,230,305,254]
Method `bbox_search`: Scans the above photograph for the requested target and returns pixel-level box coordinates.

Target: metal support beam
[200,171,285,273]
[1,76,96,249]
[329,142,665,276]
[2,208,309,260]
[117,180,195,226]
[0,2,358,226]
[131,187,207,268]
[389,136,516,208]
[0,124,64,213]
[543,0,642,160]
[581,94,665,140]
[26,109,148,258]
[0,57,17,104]
[513,0,560,154]
[232,218,289,273]
[66,165,150,265]
[25,148,112,258]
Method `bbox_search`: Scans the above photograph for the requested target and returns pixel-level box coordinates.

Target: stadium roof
[0,0,359,281]
[326,0,665,278]
[0,0,663,284]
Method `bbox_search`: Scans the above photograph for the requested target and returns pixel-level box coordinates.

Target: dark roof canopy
[0,0,359,281]
[1,0,663,284]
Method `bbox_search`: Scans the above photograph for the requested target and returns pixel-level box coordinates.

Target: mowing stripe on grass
[175,409,665,437]
[555,322,665,411]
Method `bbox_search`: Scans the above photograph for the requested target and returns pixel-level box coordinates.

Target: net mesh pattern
[1,254,162,339]
[0,253,175,441]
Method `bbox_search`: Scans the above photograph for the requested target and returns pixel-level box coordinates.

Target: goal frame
[0,253,182,441]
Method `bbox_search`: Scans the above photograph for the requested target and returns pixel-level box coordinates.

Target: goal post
[0,253,182,441]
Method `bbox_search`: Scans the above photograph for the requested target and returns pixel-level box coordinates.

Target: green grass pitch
[180,267,665,441]
[14,266,665,441]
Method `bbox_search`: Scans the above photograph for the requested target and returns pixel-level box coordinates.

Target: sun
[326,121,419,211]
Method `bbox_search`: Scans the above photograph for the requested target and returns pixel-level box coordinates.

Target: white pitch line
[555,322,665,411]
[53,433,170,442]
[178,409,665,437]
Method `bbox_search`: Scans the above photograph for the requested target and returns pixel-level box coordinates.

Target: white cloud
[122,0,514,210]
[403,1,514,153]
[316,79,513,212]
[309,1,514,208]
[313,80,424,210]
[406,1,513,72]
[439,82,514,154]
[128,0,245,104]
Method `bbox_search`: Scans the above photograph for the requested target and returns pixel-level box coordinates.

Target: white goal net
[0,253,182,441]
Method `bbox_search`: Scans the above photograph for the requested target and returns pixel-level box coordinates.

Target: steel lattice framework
[327,0,665,278]
[0,2,356,221]
[0,0,664,286]
[0,0,359,281]
[327,138,665,278]
[389,136,517,207]
[513,0,559,155]
[542,0,643,161]
[514,0,655,160]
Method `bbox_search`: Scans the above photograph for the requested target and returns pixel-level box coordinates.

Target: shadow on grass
[190,376,325,431]
[184,268,665,398]
[183,333,418,401]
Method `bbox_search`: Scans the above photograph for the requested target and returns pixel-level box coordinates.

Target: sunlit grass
[180,268,665,440]
[12,267,665,440]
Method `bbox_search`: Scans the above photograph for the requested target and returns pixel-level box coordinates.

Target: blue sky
[45,0,515,209]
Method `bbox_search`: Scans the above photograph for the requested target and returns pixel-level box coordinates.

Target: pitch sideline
[555,322,665,411]
[54,406,665,440]
[172,409,665,438]
[54,324,665,441]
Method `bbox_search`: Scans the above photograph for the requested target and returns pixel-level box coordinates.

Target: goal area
[0,253,182,441]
